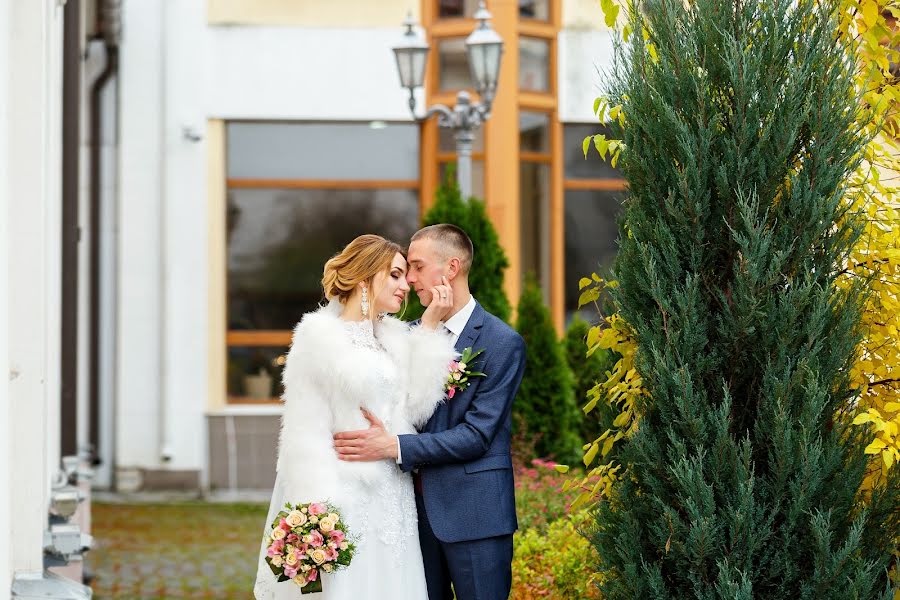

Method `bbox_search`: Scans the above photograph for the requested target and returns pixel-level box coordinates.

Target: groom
[333,224,526,600]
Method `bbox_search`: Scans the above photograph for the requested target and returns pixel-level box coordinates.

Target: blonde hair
[321,234,404,304]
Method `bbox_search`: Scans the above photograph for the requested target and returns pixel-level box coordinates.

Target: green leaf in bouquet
[265,556,282,577]
[301,579,323,594]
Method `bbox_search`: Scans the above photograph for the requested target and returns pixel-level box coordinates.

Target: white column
[7,0,64,577]
[116,0,164,473]
[117,0,209,480]
[0,0,12,591]
[161,0,208,474]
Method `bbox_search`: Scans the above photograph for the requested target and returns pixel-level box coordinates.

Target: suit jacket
[398,301,527,543]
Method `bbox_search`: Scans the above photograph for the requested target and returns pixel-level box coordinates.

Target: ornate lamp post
[393,2,504,200]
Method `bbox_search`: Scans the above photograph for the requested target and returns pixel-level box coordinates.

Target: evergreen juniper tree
[591,0,900,597]
[402,169,512,322]
[515,275,581,462]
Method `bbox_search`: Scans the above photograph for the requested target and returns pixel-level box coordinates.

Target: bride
[253,234,456,599]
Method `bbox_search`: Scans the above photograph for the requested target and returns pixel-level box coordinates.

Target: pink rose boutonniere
[445,347,486,399]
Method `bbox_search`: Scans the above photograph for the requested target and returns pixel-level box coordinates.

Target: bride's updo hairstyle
[321,234,404,303]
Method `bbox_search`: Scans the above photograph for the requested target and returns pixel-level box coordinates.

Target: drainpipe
[61,0,81,459]
[88,0,121,478]
[158,0,174,468]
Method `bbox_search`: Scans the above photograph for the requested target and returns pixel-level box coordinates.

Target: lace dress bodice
[334,319,418,564]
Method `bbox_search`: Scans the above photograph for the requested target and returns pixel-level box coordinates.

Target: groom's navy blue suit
[399,301,526,600]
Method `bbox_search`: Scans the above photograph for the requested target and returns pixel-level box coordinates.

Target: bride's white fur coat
[276,301,456,504]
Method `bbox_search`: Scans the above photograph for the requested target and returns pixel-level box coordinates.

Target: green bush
[515,275,581,462]
[402,169,511,322]
[512,511,601,599]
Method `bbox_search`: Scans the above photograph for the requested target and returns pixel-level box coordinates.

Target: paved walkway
[87,501,268,599]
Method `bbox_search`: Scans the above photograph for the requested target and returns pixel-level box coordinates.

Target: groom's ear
[447,257,461,280]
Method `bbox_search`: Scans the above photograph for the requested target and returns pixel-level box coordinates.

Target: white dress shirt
[441,295,477,346]
[396,295,477,464]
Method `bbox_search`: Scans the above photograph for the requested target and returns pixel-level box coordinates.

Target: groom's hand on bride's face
[333,408,399,462]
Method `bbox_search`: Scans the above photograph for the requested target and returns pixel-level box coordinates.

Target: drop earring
[361,286,369,318]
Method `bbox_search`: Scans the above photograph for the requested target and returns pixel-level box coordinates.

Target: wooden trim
[547,12,562,330]
[484,0,521,310]
[426,4,440,98]
[423,0,435,30]
[226,179,420,190]
[520,151,552,163]
[431,19,476,37]
[550,112,564,333]
[421,0,438,214]
[519,92,557,111]
[437,151,486,161]
[549,16,558,102]
[208,119,228,412]
[430,91,461,106]
[564,179,628,191]
[518,20,557,39]
[551,0,562,27]
[420,120,439,215]
[226,396,283,405]
[226,330,293,347]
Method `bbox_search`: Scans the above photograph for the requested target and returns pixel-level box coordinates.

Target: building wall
[563,0,615,28]
[558,29,615,123]
[206,26,424,120]
[207,0,419,27]
[114,0,617,490]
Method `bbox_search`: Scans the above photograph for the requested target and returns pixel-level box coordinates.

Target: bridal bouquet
[263,501,356,594]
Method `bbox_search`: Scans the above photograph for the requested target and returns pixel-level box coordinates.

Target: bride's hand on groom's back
[421,276,453,330]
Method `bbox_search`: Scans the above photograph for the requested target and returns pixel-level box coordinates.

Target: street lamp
[393,2,504,200]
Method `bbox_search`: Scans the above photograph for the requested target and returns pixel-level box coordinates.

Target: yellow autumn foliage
[836,0,900,486]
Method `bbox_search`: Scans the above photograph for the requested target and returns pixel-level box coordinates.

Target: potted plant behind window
[243,350,273,400]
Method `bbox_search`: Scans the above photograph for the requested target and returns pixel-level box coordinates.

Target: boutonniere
[445,347,486,399]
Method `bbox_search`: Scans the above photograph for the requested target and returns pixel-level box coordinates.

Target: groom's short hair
[411,224,474,274]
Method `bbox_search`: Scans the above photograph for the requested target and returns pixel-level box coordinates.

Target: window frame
[216,121,422,405]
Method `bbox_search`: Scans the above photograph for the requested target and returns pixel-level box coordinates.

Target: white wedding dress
[253,302,455,599]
